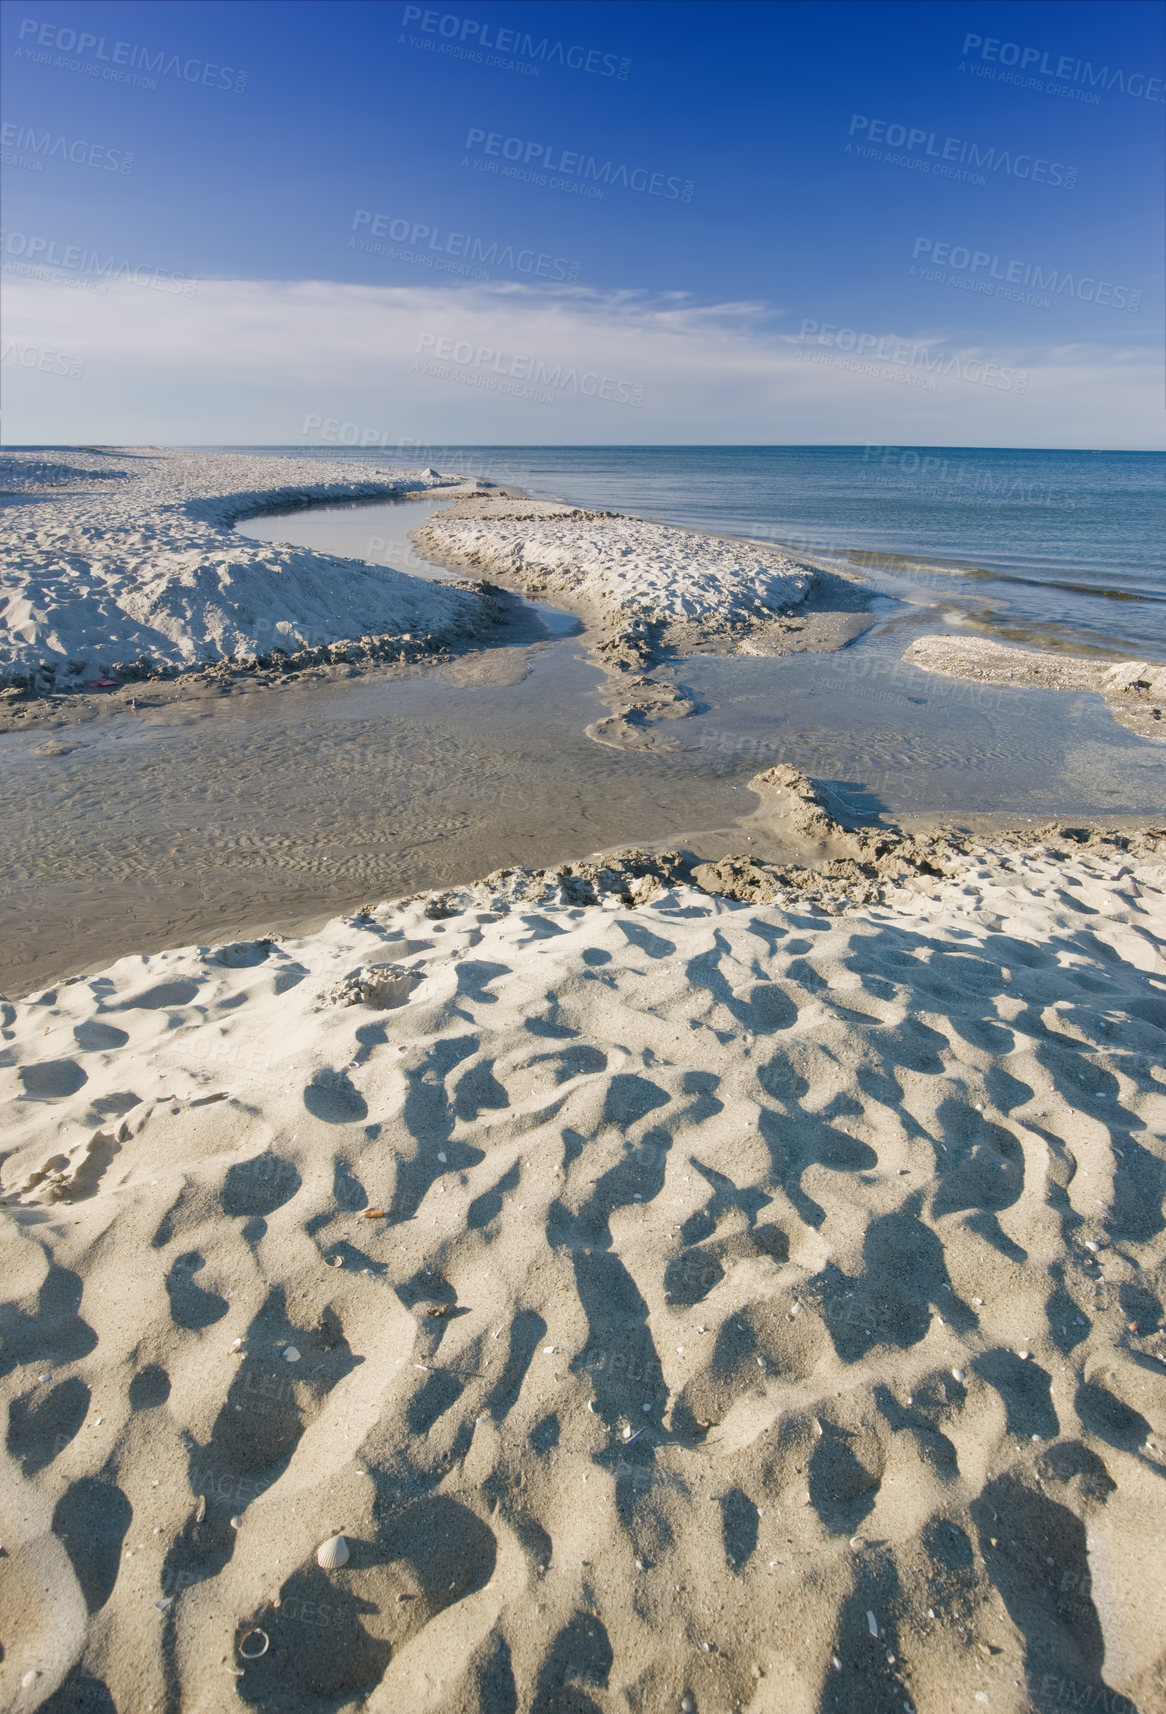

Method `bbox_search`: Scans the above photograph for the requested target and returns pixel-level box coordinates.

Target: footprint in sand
[53,1477,133,1612]
[118,978,201,1011]
[6,1375,90,1475]
[17,1058,88,1099]
[302,1067,368,1124]
[220,1152,302,1218]
[164,1251,229,1331]
[72,1019,129,1051]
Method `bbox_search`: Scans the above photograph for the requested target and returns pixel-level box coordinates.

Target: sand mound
[905,635,1166,745]
[413,500,814,661]
[413,500,827,751]
[0,450,491,695]
[2,826,1164,1712]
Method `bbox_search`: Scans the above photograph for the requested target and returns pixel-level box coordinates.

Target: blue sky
[2,0,1163,445]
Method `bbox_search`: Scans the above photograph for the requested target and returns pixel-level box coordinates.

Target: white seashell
[284,1347,300,1363]
[230,1338,243,1354]
[317,1533,350,1570]
[866,1610,879,1637]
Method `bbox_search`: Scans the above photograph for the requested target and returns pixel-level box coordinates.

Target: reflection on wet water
[3,497,1163,998]
[237,496,454,582]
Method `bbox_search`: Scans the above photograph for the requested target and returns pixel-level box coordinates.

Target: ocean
[237,444,1166,661]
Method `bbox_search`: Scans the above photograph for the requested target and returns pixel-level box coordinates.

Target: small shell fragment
[866,1610,879,1637]
[238,1628,269,1659]
[229,1338,244,1354]
[195,1496,207,1523]
[229,1514,243,1530]
[284,1347,301,1363]
[317,1533,350,1570]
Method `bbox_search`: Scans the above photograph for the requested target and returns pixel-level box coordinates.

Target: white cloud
[2,274,1162,448]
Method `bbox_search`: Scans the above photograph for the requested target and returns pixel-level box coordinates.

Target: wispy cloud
[3,275,1161,447]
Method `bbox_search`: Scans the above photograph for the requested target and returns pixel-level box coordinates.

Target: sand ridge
[412,497,814,638]
[412,498,880,751]
[905,636,1166,746]
[2,817,1164,1713]
[0,450,497,697]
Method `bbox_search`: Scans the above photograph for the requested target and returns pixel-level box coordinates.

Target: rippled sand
[3,828,1163,1714]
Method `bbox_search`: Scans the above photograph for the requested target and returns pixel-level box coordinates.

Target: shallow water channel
[2,497,1163,996]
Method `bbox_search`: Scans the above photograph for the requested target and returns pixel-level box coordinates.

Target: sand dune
[0,450,491,695]
[3,809,1164,1713]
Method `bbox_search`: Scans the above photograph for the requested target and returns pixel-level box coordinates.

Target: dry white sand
[414,498,814,644]
[3,807,1164,1713]
[0,450,491,694]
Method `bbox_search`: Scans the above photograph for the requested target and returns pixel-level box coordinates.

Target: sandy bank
[0,450,498,700]
[905,635,1166,745]
[413,498,874,749]
[3,774,1164,1713]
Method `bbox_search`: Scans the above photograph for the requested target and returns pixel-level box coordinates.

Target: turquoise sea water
[234,445,1166,661]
